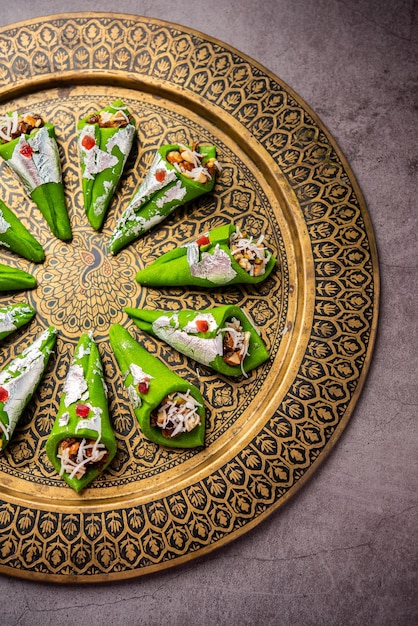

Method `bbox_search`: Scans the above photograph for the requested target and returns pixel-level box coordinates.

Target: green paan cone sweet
[46,333,117,493]
[109,324,205,448]
[78,100,136,230]
[0,199,45,262]
[0,112,71,241]
[135,223,276,287]
[0,326,57,451]
[109,142,219,254]
[126,305,270,377]
[0,263,36,291]
[0,302,36,341]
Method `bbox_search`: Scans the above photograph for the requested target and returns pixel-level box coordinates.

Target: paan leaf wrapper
[0,199,45,262]
[0,326,56,451]
[0,302,36,341]
[78,99,136,230]
[46,333,117,493]
[109,324,205,449]
[0,263,36,291]
[126,304,270,377]
[0,113,71,241]
[109,143,218,254]
[135,223,276,287]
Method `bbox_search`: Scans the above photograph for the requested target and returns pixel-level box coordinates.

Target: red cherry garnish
[196,320,209,333]
[76,404,90,417]
[19,144,33,158]
[155,170,166,183]
[0,387,9,402]
[138,381,150,394]
[81,135,96,150]
[196,234,210,247]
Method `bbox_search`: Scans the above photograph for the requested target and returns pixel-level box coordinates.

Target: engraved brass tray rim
[0,12,379,582]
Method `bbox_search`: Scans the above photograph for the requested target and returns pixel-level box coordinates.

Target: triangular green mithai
[46,333,117,492]
[0,326,57,451]
[0,111,71,240]
[0,199,45,262]
[108,142,219,254]
[109,324,205,448]
[0,303,36,341]
[135,223,276,287]
[78,100,136,230]
[0,263,36,291]
[125,305,270,377]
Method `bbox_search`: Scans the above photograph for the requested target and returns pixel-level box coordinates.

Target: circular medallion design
[34,228,137,341]
[0,14,378,581]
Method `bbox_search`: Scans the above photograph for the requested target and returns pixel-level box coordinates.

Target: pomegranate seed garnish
[0,387,9,402]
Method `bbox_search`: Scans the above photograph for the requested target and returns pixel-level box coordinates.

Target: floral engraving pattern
[0,15,377,581]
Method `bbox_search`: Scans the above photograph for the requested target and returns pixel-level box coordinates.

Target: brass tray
[0,13,379,582]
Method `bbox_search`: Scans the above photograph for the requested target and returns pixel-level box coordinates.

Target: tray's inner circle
[0,85,302,504]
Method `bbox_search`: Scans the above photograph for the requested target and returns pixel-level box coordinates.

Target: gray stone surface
[0,1,417,624]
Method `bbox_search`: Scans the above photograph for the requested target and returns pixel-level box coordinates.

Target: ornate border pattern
[0,14,378,581]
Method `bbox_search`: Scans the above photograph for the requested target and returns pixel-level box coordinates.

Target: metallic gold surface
[0,13,379,581]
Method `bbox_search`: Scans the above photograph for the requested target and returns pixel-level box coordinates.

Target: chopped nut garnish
[221,317,251,372]
[150,390,201,439]
[86,109,132,128]
[57,437,109,479]
[166,142,220,184]
[229,228,271,277]
[0,112,44,143]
